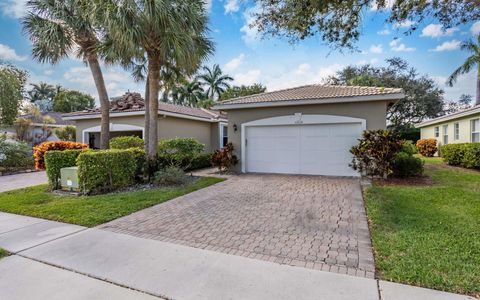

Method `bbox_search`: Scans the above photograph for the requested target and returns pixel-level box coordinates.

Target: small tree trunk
[476,65,480,106]
[87,54,110,149]
[147,53,160,161]
[144,75,150,152]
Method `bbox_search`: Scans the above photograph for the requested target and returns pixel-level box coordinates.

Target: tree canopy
[327,58,445,129]
[219,84,267,101]
[253,0,480,49]
[0,63,28,126]
[53,90,95,113]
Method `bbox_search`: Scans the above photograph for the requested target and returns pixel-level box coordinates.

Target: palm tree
[198,64,233,100]
[23,0,111,149]
[28,82,55,103]
[448,35,480,106]
[97,0,214,162]
[171,79,206,107]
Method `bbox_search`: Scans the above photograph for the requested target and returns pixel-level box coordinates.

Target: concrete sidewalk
[0,171,47,192]
[0,212,475,300]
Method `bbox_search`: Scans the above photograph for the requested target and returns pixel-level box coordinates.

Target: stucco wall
[224,100,389,172]
[74,114,218,151]
[419,112,480,146]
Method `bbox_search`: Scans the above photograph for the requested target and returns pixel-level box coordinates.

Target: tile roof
[214,84,404,107]
[63,92,227,121]
[18,112,74,126]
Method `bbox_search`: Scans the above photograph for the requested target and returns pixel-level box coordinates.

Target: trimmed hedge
[110,136,144,149]
[158,152,212,171]
[441,143,480,169]
[33,141,88,170]
[416,138,437,157]
[77,149,136,194]
[44,149,85,190]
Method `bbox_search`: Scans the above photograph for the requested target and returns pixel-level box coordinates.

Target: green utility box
[60,166,79,192]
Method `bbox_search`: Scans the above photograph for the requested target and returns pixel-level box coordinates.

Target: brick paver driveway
[100,174,375,277]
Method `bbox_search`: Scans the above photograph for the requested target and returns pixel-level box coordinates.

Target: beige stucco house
[63,93,228,152]
[213,85,404,177]
[415,106,480,147]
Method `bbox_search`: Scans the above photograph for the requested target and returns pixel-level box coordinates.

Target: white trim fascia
[31,123,70,128]
[240,114,367,173]
[213,93,404,110]
[82,123,144,144]
[415,106,480,128]
[64,110,223,123]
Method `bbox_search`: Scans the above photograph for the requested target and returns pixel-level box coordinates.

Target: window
[472,119,480,142]
[220,123,228,148]
[442,124,448,145]
[454,123,460,140]
[434,126,440,138]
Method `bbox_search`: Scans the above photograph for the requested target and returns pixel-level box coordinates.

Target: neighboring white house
[415,106,480,146]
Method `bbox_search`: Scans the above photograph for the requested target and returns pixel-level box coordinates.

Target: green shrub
[416,138,437,157]
[77,149,136,194]
[400,140,418,155]
[44,149,85,190]
[461,143,480,169]
[350,130,403,178]
[158,152,212,171]
[110,136,144,149]
[211,142,238,172]
[129,148,147,180]
[154,166,188,185]
[441,143,467,166]
[392,152,424,178]
[190,153,212,170]
[55,126,76,142]
[0,136,34,173]
[157,137,205,170]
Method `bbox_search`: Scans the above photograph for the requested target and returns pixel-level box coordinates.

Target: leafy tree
[27,82,59,112]
[198,64,233,100]
[97,0,214,163]
[23,0,111,149]
[55,125,76,141]
[327,58,444,130]
[171,79,206,107]
[253,0,480,49]
[444,94,473,115]
[447,35,480,106]
[53,90,95,113]
[0,63,28,125]
[219,84,266,101]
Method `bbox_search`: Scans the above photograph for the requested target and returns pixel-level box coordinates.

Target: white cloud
[370,0,395,11]
[389,39,415,52]
[43,69,54,76]
[369,44,383,54]
[429,40,461,52]
[377,28,391,35]
[357,58,379,65]
[421,24,459,38]
[224,53,245,72]
[240,5,261,45]
[224,0,240,14]
[393,20,416,29]
[0,44,27,61]
[0,0,27,19]
[295,63,311,75]
[432,72,476,101]
[234,69,261,86]
[471,21,480,35]
[203,0,213,12]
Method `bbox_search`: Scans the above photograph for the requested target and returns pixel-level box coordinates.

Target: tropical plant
[416,138,438,157]
[52,90,95,113]
[96,0,214,165]
[211,142,238,172]
[33,141,88,170]
[23,0,111,149]
[27,82,56,111]
[0,135,34,173]
[0,63,27,125]
[198,64,233,100]
[171,79,206,107]
[447,35,480,106]
[219,84,266,101]
[55,125,76,141]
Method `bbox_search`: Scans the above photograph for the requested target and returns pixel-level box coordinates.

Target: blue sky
[0,0,479,103]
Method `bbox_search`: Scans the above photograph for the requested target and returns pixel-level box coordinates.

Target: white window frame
[219,122,228,148]
[471,119,480,142]
[442,124,448,145]
[434,126,440,138]
[454,122,460,140]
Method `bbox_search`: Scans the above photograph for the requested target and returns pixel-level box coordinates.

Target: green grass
[0,177,224,227]
[0,248,7,260]
[365,160,480,297]
[414,154,444,165]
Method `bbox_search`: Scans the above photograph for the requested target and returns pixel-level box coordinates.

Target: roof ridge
[219,84,321,104]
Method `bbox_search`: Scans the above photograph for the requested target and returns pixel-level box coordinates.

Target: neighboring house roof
[212,84,404,109]
[18,112,74,127]
[63,92,227,122]
[415,105,480,128]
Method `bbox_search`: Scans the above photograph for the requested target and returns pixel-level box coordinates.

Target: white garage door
[245,123,362,176]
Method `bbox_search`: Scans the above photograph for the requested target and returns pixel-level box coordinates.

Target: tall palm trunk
[476,65,480,106]
[144,74,150,152]
[87,54,110,149]
[147,54,160,160]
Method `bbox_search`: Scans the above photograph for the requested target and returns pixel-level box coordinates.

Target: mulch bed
[373,175,433,187]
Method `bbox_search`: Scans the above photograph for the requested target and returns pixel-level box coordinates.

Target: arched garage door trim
[240,114,367,174]
[82,123,145,144]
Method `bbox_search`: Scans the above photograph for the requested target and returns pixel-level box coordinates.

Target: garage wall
[225,100,389,172]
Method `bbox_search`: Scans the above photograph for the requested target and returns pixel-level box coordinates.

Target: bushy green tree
[53,90,95,113]
[0,63,28,125]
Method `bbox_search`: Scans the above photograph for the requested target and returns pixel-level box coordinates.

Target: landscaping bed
[365,158,480,297]
[0,176,224,227]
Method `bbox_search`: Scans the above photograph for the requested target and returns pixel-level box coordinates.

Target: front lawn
[365,159,480,296]
[0,177,224,227]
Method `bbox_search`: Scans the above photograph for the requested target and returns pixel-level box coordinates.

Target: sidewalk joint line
[14,227,89,254]
[0,220,47,236]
